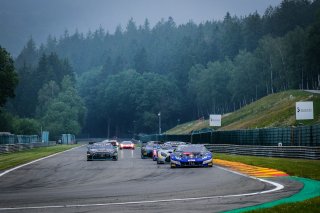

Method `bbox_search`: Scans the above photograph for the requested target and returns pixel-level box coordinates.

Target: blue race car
[170,144,213,168]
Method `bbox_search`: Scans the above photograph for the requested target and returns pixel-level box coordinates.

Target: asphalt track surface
[0,146,302,213]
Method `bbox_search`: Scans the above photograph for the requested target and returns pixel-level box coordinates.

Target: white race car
[156,145,175,164]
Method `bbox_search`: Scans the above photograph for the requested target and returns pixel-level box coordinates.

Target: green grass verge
[165,90,320,134]
[246,196,320,213]
[215,153,320,213]
[0,144,80,171]
[215,153,320,180]
[221,90,320,130]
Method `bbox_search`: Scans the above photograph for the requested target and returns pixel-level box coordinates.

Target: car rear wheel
[113,156,118,161]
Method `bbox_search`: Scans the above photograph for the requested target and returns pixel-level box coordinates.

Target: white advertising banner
[209,114,221,127]
[296,101,314,120]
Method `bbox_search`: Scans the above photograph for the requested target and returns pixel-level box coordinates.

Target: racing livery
[170,144,213,168]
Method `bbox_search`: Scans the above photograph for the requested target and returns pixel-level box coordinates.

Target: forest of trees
[1,0,320,138]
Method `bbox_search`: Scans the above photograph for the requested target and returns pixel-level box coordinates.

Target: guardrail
[140,124,320,146]
[205,144,320,160]
[0,142,56,154]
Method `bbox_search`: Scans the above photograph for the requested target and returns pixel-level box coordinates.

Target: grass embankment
[215,153,320,180]
[247,196,320,213]
[166,90,320,134]
[166,120,208,134]
[221,90,320,130]
[215,153,320,213]
[0,144,80,171]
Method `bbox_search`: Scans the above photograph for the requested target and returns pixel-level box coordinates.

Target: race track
[0,146,302,213]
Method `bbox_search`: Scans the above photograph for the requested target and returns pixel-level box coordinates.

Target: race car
[170,144,213,168]
[141,141,161,159]
[109,139,119,148]
[152,144,163,161]
[156,145,175,164]
[152,141,186,161]
[119,141,135,149]
[164,141,187,148]
[87,142,118,161]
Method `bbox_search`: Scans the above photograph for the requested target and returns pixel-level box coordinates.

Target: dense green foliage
[2,43,85,139]
[0,46,18,108]
[2,0,320,137]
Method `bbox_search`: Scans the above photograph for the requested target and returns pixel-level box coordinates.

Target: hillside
[166,90,320,134]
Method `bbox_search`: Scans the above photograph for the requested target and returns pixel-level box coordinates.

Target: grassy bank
[215,153,320,180]
[166,90,320,134]
[0,144,80,171]
[247,196,320,213]
[215,153,320,212]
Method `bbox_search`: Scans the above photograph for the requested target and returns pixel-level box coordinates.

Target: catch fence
[0,133,40,145]
[140,124,320,146]
[139,124,320,159]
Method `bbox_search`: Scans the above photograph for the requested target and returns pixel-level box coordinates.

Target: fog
[0,0,281,55]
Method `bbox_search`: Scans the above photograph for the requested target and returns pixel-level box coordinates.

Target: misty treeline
[2,0,320,137]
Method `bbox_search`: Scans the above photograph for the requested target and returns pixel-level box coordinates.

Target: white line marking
[0,165,284,211]
[216,165,284,194]
[0,145,83,178]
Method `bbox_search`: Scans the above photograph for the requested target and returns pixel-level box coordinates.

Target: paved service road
[0,146,302,213]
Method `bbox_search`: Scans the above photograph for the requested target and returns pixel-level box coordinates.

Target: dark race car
[170,144,213,168]
[87,142,118,161]
[141,141,161,159]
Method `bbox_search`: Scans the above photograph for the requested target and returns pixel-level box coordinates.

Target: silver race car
[156,145,175,164]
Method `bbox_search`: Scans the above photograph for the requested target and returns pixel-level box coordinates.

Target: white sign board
[296,101,314,120]
[210,114,221,127]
